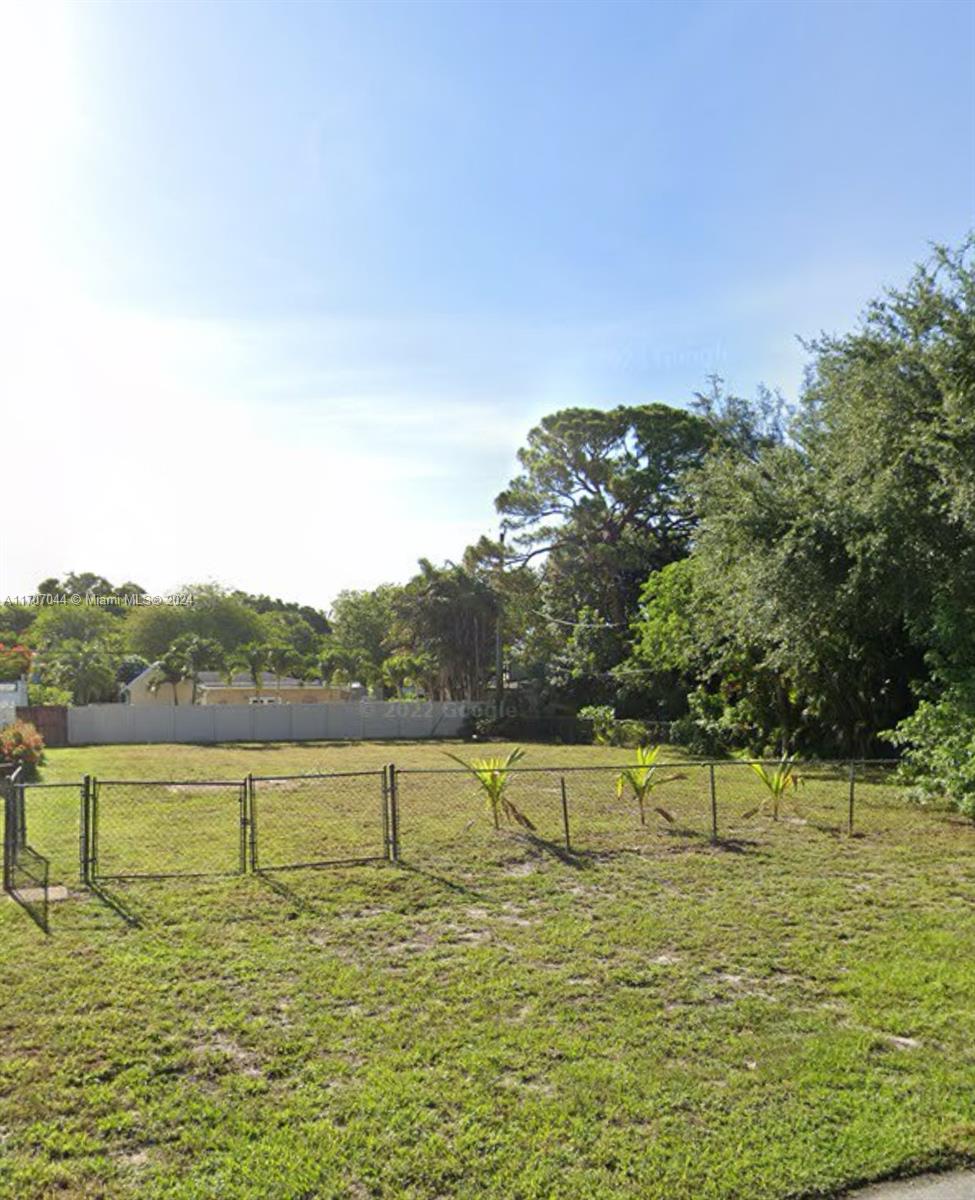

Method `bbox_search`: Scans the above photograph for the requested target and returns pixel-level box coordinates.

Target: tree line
[2,239,973,810]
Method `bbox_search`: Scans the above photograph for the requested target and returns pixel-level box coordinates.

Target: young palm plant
[743,755,804,820]
[444,747,535,831]
[616,745,686,825]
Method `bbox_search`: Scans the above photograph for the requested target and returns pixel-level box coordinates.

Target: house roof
[197,671,313,689]
[123,665,339,692]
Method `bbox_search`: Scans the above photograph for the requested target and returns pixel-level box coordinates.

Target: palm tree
[616,745,686,825]
[173,635,224,704]
[744,756,804,821]
[397,560,498,699]
[266,643,298,699]
[444,747,534,830]
[237,642,270,696]
[148,648,187,705]
[48,640,117,705]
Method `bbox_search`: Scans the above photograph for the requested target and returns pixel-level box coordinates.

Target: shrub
[615,718,649,747]
[27,682,72,706]
[578,705,616,745]
[577,707,660,748]
[0,643,32,683]
[0,720,45,778]
[886,690,975,820]
[462,712,592,744]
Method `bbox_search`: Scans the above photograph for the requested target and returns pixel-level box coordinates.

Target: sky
[0,0,972,610]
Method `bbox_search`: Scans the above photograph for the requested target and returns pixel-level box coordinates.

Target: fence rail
[1,757,952,930]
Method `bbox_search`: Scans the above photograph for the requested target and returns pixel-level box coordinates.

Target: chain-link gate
[89,779,248,880]
[2,769,51,932]
[18,779,87,886]
[249,770,388,870]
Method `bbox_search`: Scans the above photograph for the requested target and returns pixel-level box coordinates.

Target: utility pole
[495,526,505,720]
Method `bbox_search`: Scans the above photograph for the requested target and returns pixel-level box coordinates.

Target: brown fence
[15,706,68,747]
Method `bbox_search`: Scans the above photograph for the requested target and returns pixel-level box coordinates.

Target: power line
[528,608,630,629]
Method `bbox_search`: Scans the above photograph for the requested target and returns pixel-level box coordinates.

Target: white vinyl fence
[67,701,485,745]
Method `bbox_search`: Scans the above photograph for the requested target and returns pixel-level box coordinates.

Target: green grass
[2,741,974,1199]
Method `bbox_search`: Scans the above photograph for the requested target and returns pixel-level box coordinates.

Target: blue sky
[1,0,972,606]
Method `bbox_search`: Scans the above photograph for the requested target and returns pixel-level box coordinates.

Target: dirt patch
[7,886,70,903]
[882,1033,921,1050]
[194,1033,263,1078]
[504,861,537,877]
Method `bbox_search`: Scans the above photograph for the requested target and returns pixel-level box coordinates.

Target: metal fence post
[709,763,718,842]
[80,775,91,885]
[559,776,571,852]
[2,778,11,894]
[15,779,25,850]
[381,767,390,860]
[848,761,856,836]
[387,763,399,862]
[89,777,99,882]
[245,774,256,872]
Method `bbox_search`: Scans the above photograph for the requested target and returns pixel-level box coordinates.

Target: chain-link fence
[18,781,85,887]
[249,771,387,870]
[2,769,50,932]
[90,779,247,880]
[2,757,965,928]
[389,759,963,868]
[393,768,569,866]
[392,763,721,868]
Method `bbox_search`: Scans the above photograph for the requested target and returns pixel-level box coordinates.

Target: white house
[0,678,29,727]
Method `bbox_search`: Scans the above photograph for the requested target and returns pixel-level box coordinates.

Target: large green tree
[48,640,118,705]
[30,605,121,654]
[394,561,498,700]
[124,586,263,659]
[630,238,975,759]
[495,404,710,627]
[324,586,401,693]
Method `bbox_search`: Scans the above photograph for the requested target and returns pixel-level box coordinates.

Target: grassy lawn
[2,741,974,1198]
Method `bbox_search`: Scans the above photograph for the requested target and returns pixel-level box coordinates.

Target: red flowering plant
[0,720,45,779]
[0,644,33,683]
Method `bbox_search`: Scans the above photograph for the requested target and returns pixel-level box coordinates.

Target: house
[122,667,365,706]
[0,678,29,726]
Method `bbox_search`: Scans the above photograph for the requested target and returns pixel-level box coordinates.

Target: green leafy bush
[461,713,592,744]
[886,690,975,820]
[578,705,616,744]
[578,706,668,748]
[27,682,72,706]
[0,720,45,778]
[615,719,649,747]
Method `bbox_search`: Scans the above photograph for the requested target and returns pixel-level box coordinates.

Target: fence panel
[3,776,50,932]
[18,781,84,885]
[849,762,955,838]
[393,767,664,867]
[393,769,547,868]
[250,771,387,870]
[716,761,858,841]
[560,763,713,850]
[91,779,246,880]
